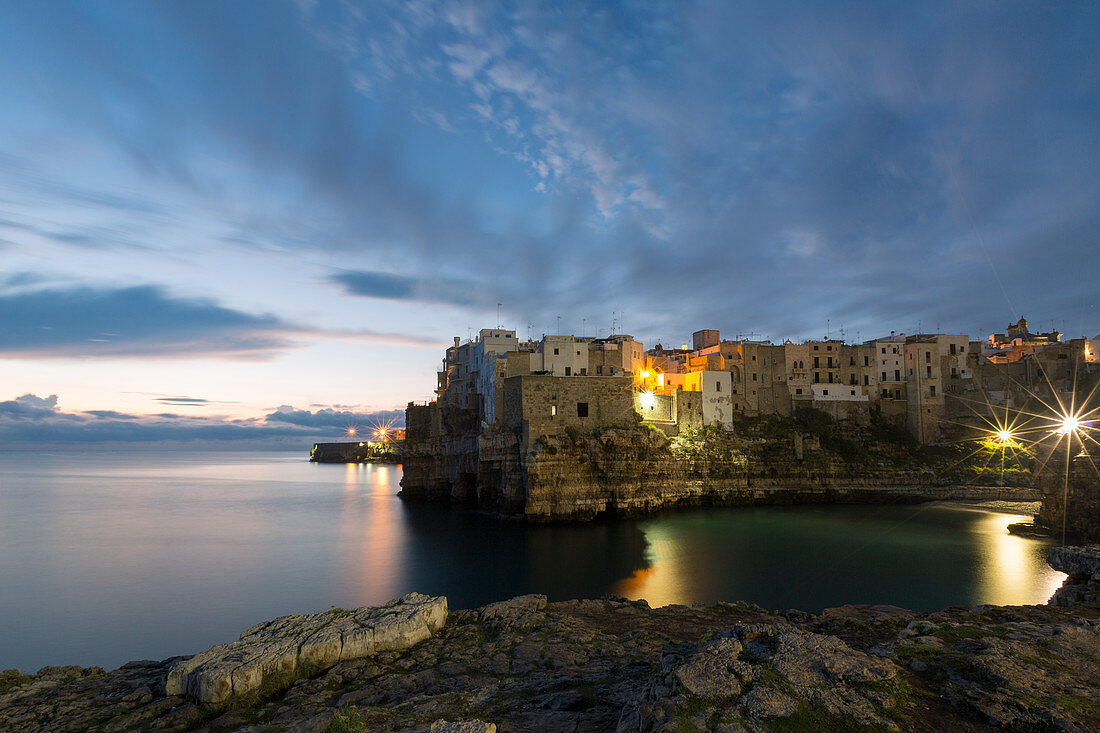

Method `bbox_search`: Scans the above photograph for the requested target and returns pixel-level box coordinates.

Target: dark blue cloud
[328,270,484,308]
[0,285,292,358]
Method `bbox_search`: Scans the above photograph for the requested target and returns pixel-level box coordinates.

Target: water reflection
[616,504,1066,612]
[0,451,1067,673]
[973,511,1066,606]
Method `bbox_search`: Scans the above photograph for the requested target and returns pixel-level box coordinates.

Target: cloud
[266,405,405,430]
[0,393,60,419]
[155,396,239,407]
[327,270,486,308]
[1,0,1097,355]
[0,394,404,447]
[0,285,295,359]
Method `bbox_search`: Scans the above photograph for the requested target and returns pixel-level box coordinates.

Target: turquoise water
[0,450,1064,672]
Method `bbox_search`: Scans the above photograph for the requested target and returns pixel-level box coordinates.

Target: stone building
[983,317,1062,363]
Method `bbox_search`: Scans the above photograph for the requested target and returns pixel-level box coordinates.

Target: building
[984,317,1062,363]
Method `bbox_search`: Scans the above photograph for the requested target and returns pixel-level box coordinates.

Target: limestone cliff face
[401,409,1035,522]
[1036,443,1100,542]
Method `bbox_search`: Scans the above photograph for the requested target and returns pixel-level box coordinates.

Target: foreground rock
[2,582,1098,732]
[166,592,447,703]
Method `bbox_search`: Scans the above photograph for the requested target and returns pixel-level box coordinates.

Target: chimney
[454,336,461,347]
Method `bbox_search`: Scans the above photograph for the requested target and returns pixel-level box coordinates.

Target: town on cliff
[401,318,1099,532]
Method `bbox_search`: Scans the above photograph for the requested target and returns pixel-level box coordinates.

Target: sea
[0,450,1065,673]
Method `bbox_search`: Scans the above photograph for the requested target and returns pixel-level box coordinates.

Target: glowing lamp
[347,428,356,436]
[1057,416,1081,435]
[639,369,650,379]
[996,430,1013,444]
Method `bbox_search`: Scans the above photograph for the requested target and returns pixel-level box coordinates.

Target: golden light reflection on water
[614,528,686,608]
[975,511,1066,606]
[339,463,404,603]
[615,508,1068,609]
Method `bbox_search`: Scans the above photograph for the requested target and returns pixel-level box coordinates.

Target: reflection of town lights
[639,390,656,409]
[996,430,1013,443]
[1057,416,1080,435]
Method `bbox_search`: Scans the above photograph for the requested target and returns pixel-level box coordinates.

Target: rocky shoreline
[3,547,1098,733]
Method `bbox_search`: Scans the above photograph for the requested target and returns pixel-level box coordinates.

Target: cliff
[2,547,1098,733]
[402,408,1038,521]
[1036,442,1100,543]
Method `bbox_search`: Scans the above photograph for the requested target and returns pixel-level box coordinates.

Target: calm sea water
[0,450,1065,673]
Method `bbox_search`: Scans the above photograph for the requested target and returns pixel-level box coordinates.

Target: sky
[0,0,1097,446]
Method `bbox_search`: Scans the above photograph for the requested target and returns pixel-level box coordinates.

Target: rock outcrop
[1049,545,1100,607]
[165,593,447,703]
[2,592,1099,732]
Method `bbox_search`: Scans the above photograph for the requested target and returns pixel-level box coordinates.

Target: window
[795,388,803,395]
[814,372,820,383]
[925,352,931,363]
[850,390,855,396]
[828,373,834,383]
[814,356,820,368]
[814,345,819,350]
[892,347,898,354]
[596,366,603,375]
[565,367,571,376]
[576,350,581,356]
[716,381,722,391]
[827,345,832,351]
[864,356,869,366]
[926,366,931,377]
[849,357,855,366]
[894,369,901,381]
[551,405,556,417]
[882,371,887,381]
[752,373,758,381]
[950,343,956,355]
[863,375,869,385]
[823,389,829,395]
[881,347,886,354]
[849,374,856,385]
[577,402,588,417]
[752,354,757,361]
[553,348,559,355]
[882,389,889,398]
[929,386,936,397]
[580,368,587,376]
